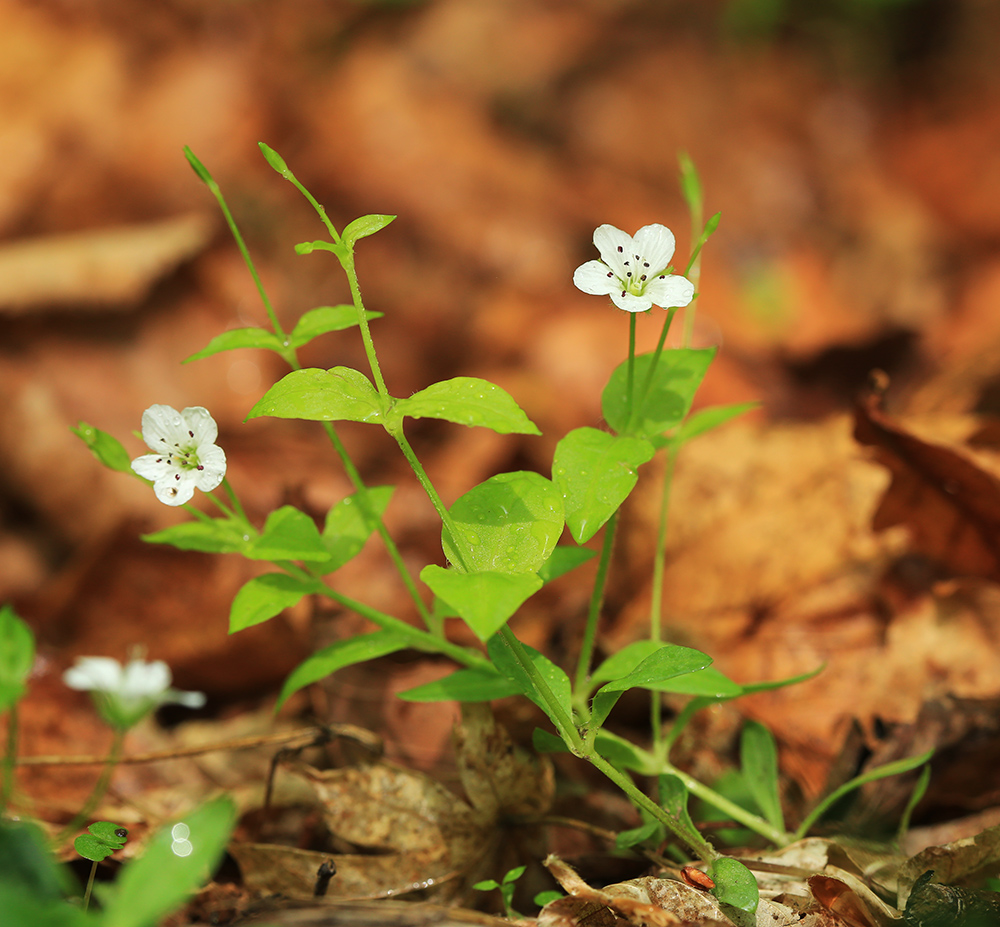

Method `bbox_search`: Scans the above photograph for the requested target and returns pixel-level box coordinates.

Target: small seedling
[474,864,527,918]
[74,821,128,911]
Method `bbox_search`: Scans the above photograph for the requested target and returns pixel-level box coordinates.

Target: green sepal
[392,377,540,435]
[247,367,383,423]
[275,631,412,709]
[258,141,290,177]
[444,471,564,574]
[602,348,715,438]
[420,565,542,642]
[553,427,654,543]
[72,422,132,473]
[229,573,319,633]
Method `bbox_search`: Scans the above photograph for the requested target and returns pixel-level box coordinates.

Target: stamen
[617,245,624,253]
[606,271,613,278]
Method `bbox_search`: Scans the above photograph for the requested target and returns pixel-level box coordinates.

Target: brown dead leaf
[896,821,1000,909]
[853,390,1000,582]
[233,896,515,926]
[0,213,213,311]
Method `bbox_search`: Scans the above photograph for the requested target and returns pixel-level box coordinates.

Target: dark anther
[643,261,649,267]
[640,275,647,281]
[188,431,194,438]
[617,245,623,252]
[314,859,337,897]
[606,271,613,278]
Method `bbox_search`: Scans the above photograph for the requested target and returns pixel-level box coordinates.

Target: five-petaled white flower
[64,656,206,731]
[573,224,695,313]
[131,405,226,506]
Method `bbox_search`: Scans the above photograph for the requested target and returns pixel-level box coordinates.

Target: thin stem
[338,249,389,399]
[54,728,126,846]
[82,860,98,911]
[2,703,18,811]
[573,511,618,698]
[220,477,249,524]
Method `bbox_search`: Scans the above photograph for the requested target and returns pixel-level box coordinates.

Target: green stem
[573,511,617,699]
[82,860,98,912]
[2,703,18,811]
[586,752,718,861]
[338,249,389,399]
[54,728,126,846]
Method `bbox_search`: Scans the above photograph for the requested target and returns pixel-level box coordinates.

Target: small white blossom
[131,405,226,506]
[64,656,206,730]
[573,224,695,313]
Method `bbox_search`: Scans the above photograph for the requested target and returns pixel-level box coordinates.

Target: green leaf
[74,822,128,862]
[591,644,712,729]
[393,378,540,435]
[678,151,703,217]
[536,545,596,584]
[740,721,784,833]
[398,666,521,703]
[342,214,395,246]
[795,749,935,839]
[602,348,715,438]
[444,471,564,574]
[553,428,655,543]
[0,604,34,713]
[72,422,133,473]
[321,486,394,571]
[659,774,715,861]
[100,797,235,927]
[593,730,656,773]
[615,821,661,850]
[247,367,383,423]
[420,565,542,642]
[708,857,760,916]
[141,519,249,554]
[276,631,412,709]
[654,666,742,698]
[590,640,664,688]
[738,664,825,695]
[229,573,318,633]
[184,146,214,186]
[670,401,759,445]
[487,635,572,732]
[183,327,284,363]
[245,506,329,561]
[0,818,73,903]
[289,306,382,348]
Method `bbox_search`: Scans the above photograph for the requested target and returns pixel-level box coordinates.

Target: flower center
[155,431,205,473]
[617,247,656,297]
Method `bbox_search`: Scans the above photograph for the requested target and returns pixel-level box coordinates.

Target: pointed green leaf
[602,348,715,438]
[99,797,235,927]
[183,146,214,186]
[709,857,759,916]
[276,631,412,709]
[245,505,328,561]
[536,545,596,584]
[247,367,383,423]
[321,486,393,571]
[72,422,132,473]
[659,774,716,860]
[554,427,655,543]
[398,666,520,702]
[655,666,742,698]
[670,402,759,445]
[342,214,395,246]
[183,327,284,363]
[394,377,540,435]
[590,640,667,688]
[142,519,249,554]
[740,721,784,832]
[420,565,542,641]
[229,573,318,633]
[444,471,564,574]
[487,635,572,731]
[0,604,35,713]
[290,306,383,348]
[593,729,657,773]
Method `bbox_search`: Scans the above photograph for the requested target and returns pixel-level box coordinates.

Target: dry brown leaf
[853,390,1000,582]
[0,213,213,311]
[896,822,1000,909]
[233,896,515,926]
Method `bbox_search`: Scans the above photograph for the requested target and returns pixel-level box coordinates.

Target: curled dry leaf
[0,213,213,312]
[853,390,1000,583]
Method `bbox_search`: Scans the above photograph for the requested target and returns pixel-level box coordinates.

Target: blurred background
[3,0,1000,836]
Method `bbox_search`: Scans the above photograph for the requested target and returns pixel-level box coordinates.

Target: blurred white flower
[64,656,205,730]
[573,224,695,313]
[131,405,226,506]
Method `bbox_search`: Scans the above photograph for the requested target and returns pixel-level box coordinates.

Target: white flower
[64,656,206,730]
[131,405,226,506]
[573,224,696,313]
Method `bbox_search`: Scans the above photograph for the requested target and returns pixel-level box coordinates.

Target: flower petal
[632,224,676,274]
[169,689,207,709]
[193,444,227,491]
[181,406,219,446]
[573,260,620,296]
[610,290,654,313]
[64,657,123,692]
[645,274,695,309]
[121,659,171,698]
[131,453,171,481]
[141,404,188,451]
[153,472,196,506]
[592,225,634,277]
